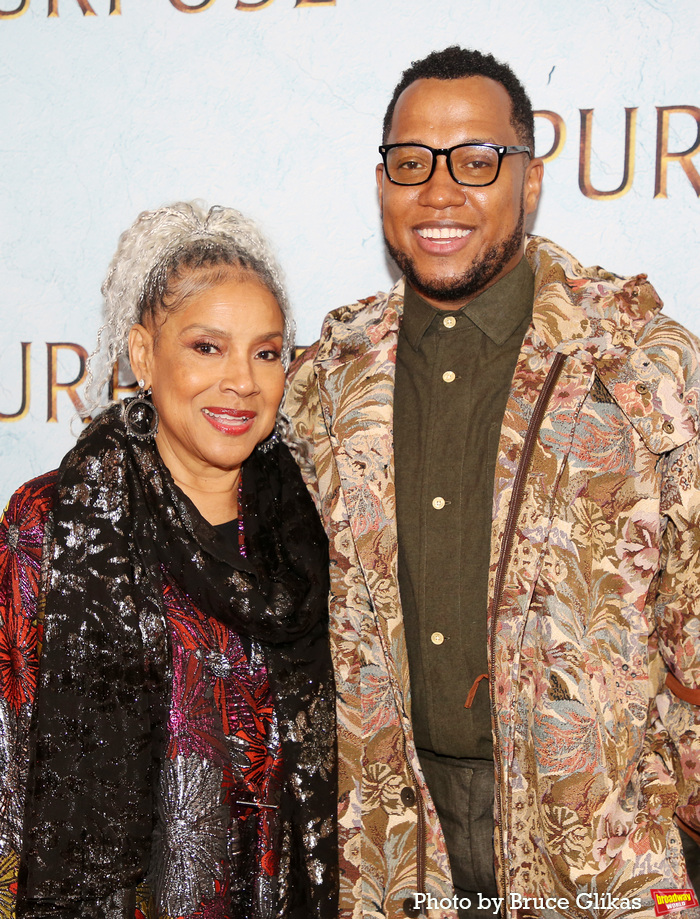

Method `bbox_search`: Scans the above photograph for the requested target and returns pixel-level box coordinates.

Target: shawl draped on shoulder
[17,400,337,919]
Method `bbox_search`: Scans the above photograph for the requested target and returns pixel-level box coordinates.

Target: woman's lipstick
[201,408,256,435]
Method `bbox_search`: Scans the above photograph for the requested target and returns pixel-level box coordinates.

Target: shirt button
[442,370,456,383]
[400,786,417,806]
[403,897,421,918]
[432,496,445,509]
[443,315,457,329]
[431,631,445,645]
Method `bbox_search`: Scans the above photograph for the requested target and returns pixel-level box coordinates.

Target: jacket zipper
[405,752,426,901]
[489,352,565,916]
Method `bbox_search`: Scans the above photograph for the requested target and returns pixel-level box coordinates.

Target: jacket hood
[315,283,405,367]
[314,236,696,454]
[318,236,663,367]
[526,235,664,362]
[525,237,697,452]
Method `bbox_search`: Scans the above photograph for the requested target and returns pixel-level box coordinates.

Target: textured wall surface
[1,0,699,504]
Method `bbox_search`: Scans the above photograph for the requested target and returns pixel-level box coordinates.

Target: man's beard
[384,201,525,304]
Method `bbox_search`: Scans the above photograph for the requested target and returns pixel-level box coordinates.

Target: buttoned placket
[394,260,534,760]
[418,310,479,750]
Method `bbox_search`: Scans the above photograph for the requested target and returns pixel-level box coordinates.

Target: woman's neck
[154,436,241,525]
[182,485,239,525]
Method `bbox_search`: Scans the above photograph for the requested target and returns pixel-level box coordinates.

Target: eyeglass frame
[378,142,532,187]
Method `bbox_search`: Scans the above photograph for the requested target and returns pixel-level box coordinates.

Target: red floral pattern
[151,577,282,918]
[0,606,37,715]
[0,472,53,616]
[0,476,282,919]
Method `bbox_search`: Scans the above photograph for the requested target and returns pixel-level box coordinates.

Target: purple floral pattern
[0,479,283,919]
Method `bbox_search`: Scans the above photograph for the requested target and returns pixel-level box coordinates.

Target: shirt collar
[402,257,535,350]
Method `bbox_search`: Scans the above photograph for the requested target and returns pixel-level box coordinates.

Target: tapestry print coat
[284,237,700,919]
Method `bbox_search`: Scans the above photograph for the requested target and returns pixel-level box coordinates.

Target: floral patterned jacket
[284,236,700,919]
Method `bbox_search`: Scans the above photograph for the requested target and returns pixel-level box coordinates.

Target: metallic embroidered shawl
[17,401,337,918]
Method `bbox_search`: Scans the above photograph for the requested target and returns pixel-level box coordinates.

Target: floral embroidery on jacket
[285,237,700,919]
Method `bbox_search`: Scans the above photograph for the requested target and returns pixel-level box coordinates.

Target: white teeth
[203,409,250,420]
[417,227,470,239]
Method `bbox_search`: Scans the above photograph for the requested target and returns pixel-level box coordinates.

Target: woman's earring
[257,426,280,454]
[123,383,159,439]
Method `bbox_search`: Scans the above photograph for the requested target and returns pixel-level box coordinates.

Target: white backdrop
[1,0,699,506]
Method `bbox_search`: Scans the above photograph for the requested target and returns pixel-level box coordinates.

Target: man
[284,47,700,919]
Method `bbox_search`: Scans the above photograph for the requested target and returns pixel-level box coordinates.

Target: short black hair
[382,46,535,152]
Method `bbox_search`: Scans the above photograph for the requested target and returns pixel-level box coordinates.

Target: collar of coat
[312,235,698,455]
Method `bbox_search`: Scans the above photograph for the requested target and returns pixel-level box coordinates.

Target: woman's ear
[128,323,154,388]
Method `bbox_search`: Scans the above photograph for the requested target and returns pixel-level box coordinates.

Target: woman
[0,203,337,918]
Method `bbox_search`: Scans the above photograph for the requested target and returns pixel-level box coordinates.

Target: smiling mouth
[417,227,470,239]
[202,408,256,433]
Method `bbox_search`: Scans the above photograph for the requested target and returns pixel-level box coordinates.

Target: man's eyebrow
[392,137,501,146]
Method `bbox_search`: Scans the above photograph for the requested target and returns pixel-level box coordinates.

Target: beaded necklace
[238,474,246,557]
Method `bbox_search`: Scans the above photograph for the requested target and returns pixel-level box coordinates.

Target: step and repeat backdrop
[1,0,699,505]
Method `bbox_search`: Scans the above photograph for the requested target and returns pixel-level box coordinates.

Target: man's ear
[128,323,154,388]
[376,162,385,216]
[523,157,544,217]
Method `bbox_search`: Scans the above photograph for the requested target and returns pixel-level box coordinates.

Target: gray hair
[85,201,294,409]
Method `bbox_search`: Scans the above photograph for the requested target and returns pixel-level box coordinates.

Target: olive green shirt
[394,258,534,760]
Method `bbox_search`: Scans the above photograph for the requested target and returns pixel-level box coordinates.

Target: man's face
[377,75,543,309]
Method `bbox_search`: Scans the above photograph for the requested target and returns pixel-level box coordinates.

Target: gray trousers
[417,751,498,919]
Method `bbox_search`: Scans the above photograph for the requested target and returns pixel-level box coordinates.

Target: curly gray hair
[85,201,294,408]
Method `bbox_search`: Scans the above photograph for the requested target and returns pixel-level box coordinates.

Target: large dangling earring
[123,380,159,440]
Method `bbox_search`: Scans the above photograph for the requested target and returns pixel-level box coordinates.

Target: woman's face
[129,272,286,494]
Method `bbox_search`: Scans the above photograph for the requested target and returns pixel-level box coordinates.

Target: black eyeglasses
[378,142,532,187]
